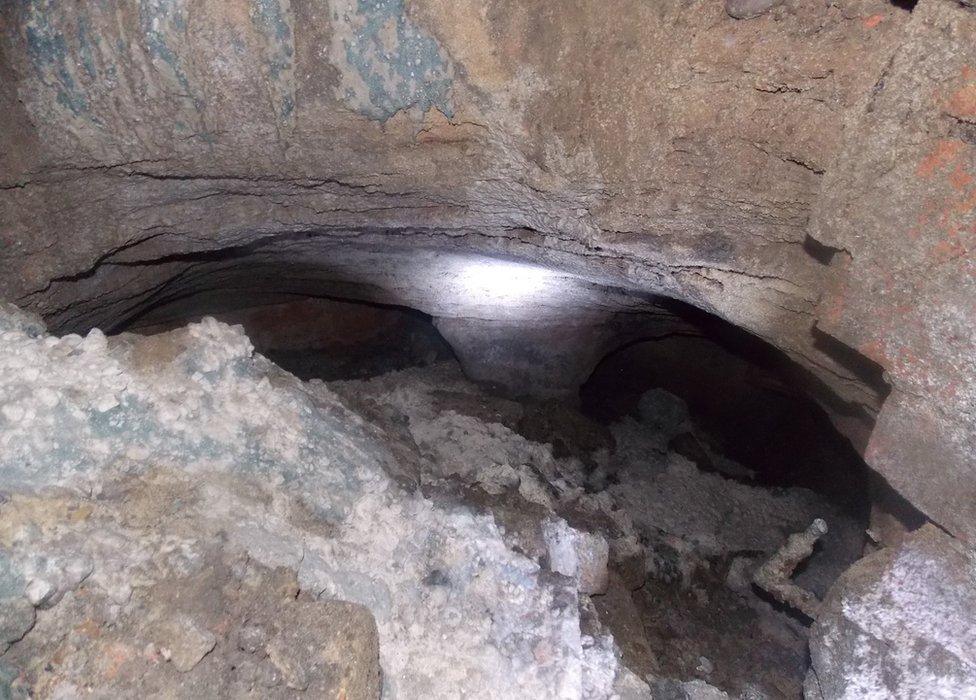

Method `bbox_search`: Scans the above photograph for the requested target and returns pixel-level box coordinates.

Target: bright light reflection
[458,260,558,304]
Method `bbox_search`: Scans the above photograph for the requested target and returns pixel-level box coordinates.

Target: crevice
[810,324,891,401]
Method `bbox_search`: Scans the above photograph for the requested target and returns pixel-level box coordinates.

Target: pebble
[697,655,714,675]
[25,579,55,608]
[154,615,217,672]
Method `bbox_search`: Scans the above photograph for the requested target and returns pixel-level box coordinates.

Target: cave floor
[327,359,866,698]
[0,308,866,698]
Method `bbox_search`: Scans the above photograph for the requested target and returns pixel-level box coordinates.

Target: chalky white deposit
[0,306,638,698]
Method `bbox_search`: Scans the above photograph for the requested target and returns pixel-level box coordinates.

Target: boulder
[807,525,976,698]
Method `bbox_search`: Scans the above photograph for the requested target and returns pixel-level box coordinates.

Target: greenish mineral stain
[343,0,454,120]
[76,16,97,80]
[138,0,202,110]
[23,2,90,116]
[250,0,295,120]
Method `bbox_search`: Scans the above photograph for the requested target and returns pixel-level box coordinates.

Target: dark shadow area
[123,292,456,381]
[801,234,842,265]
[811,324,890,400]
[582,301,875,519]
[889,0,918,11]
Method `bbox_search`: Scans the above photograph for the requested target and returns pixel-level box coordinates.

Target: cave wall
[0,0,974,541]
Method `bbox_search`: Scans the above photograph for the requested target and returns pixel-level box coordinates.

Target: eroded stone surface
[810,0,976,544]
[725,0,782,20]
[1,3,975,690]
[265,601,380,697]
[808,525,976,699]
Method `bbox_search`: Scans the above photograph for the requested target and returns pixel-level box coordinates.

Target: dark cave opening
[888,0,918,11]
[136,282,878,518]
[572,300,894,695]
[580,301,876,520]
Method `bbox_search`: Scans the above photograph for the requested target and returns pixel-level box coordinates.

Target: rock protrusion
[152,615,217,673]
[544,520,611,595]
[808,524,976,698]
[266,600,380,698]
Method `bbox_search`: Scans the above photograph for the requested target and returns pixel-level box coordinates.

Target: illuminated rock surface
[808,525,976,698]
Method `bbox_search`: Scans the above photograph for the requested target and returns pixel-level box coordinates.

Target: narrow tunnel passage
[57,254,919,698]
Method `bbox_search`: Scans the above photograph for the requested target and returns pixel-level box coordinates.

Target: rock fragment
[476,462,520,495]
[24,580,54,608]
[153,615,217,673]
[544,519,610,595]
[610,535,647,591]
[577,532,611,595]
[808,524,976,698]
[647,674,731,698]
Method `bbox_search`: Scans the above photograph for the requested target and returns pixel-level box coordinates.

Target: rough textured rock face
[810,0,976,546]
[0,308,646,698]
[1,0,972,544]
[808,525,976,698]
[0,0,975,629]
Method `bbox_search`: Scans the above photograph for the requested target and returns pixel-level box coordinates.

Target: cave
[27,263,892,695]
[1,0,975,698]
